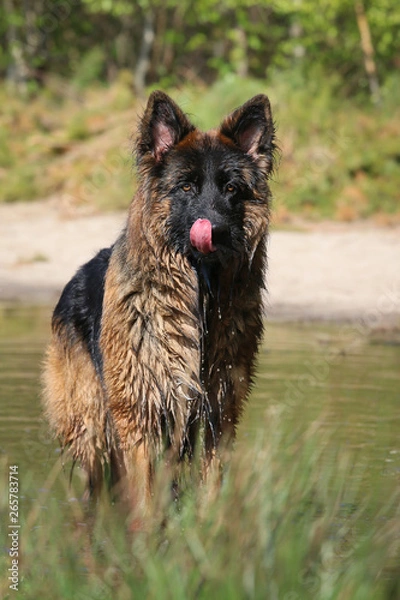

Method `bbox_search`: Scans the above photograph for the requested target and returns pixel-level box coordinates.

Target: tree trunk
[233,27,249,78]
[134,10,155,98]
[354,0,381,104]
[4,0,29,93]
[162,5,184,75]
[24,0,47,84]
[290,21,305,60]
[115,13,133,69]
[150,5,167,81]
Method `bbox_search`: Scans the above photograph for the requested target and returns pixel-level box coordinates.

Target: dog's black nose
[211,224,231,248]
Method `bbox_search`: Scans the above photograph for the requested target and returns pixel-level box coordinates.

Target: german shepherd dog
[43,91,275,519]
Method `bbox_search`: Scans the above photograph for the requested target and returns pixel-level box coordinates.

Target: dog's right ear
[137,91,195,163]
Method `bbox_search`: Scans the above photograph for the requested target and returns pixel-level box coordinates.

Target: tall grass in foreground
[1,413,400,600]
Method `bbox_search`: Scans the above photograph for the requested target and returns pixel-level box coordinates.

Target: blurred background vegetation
[0,0,399,221]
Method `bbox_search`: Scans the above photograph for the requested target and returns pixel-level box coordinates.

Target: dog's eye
[182,183,192,193]
[225,183,236,194]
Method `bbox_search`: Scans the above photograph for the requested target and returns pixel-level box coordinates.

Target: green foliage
[66,114,92,141]
[174,75,265,129]
[72,47,107,90]
[0,1,399,100]
[0,70,399,220]
[268,67,400,221]
[1,165,40,203]
[0,129,14,168]
[271,0,398,84]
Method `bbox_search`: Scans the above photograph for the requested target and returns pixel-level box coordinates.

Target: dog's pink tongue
[190,219,216,254]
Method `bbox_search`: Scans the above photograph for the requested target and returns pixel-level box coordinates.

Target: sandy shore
[1,200,399,325]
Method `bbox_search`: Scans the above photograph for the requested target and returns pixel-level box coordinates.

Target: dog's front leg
[121,441,152,531]
[201,414,236,496]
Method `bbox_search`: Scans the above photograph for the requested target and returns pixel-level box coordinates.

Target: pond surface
[0,306,399,503]
[246,321,400,500]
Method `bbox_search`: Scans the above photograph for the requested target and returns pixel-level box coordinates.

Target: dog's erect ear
[220,95,275,169]
[137,91,195,162]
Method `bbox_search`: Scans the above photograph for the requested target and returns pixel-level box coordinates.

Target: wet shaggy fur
[43,91,276,516]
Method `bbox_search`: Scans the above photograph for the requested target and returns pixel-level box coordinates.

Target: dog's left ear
[220,95,275,171]
[137,91,195,163]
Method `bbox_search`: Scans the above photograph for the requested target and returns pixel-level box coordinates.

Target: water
[245,322,400,504]
[0,307,55,488]
[0,307,399,502]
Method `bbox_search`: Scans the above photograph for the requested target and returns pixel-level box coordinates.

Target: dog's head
[135,91,275,269]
